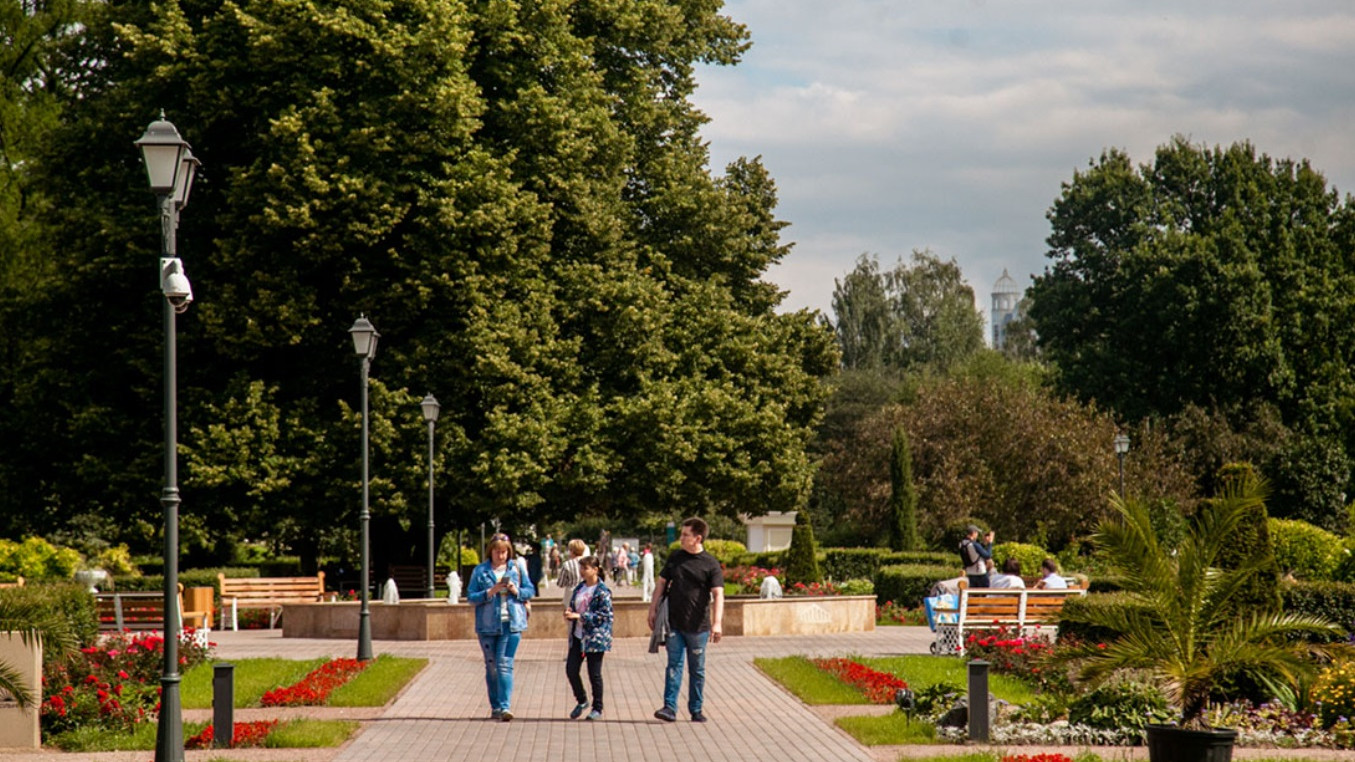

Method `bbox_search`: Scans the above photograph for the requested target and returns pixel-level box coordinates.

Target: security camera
[160,257,193,312]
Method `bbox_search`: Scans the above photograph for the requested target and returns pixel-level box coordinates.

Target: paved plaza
[2,583,1349,761]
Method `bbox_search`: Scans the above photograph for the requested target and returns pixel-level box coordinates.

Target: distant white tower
[991,269,1021,349]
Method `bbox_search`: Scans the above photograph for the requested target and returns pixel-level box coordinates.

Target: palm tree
[0,594,78,710]
[1062,479,1345,727]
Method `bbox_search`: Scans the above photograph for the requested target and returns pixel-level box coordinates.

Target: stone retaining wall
[281,595,875,640]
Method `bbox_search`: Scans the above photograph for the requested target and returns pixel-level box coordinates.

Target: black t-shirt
[660,549,724,633]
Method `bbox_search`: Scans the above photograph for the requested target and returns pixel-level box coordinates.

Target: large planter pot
[1145,724,1236,762]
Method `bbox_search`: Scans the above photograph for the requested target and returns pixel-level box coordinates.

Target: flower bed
[41,629,214,736]
[186,719,278,749]
[261,658,368,707]
[811,657,907,704]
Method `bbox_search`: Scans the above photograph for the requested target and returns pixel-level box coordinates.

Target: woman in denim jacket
[563,556,613,720]
[467,533,536,720]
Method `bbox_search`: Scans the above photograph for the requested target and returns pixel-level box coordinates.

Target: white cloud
[695,0,1355,329]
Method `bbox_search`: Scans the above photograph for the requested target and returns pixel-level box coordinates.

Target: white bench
[931,581,1087,656]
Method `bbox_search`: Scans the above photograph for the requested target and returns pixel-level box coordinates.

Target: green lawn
[755,656,871,704]
[180,655,426,708]
[860,655,1038,705]
[48,719,356,752]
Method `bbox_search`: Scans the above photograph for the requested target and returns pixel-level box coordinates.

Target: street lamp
[350,315,379,661]
[420,394,440,599]
[1113,432,1131,497]
[135,112,199,762]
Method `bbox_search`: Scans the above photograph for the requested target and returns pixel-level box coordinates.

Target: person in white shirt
[1035,558,1068,589]
[988,558,1026,589]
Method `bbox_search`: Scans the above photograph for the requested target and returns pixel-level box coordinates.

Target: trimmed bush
[1282,580,1355,635]
[992,542,1047,577]
[872,563,955,607]
[0,582,100,647]
[1269,518,1344,581]
[736,550,786,569]
[0,537,82,581]
[113,567,261,593]
[821,548,953,582]
[1057,592,1149,645]
[783,513,822,587]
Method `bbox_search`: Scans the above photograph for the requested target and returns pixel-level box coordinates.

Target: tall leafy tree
[1029,136,1355,523]
[829,250,984,373]
[5,0,836,567]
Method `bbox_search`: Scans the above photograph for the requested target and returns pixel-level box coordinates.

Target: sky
[690,0,1355,335]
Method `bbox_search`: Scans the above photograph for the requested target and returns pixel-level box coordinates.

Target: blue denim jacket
[467,560,535,634]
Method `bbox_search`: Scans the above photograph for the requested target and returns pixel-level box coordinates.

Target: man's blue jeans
[478,620,521,712]
[663,629,709,714]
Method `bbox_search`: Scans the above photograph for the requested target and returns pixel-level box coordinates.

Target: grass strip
[755,656,870,704]
[48,718,357,751]
[835,711,938,745]
[267,718,360,747]
[860,655,1039,705]
[182,657,329,708]
[328,654,428,707]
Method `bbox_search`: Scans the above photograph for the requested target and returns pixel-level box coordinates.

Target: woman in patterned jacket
[563,556,613,720]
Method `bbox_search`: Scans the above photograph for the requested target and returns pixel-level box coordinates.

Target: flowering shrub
[1002,754,1073,762]
[1312,658,1355,728]
[41,629,215,736]
[261,658,368,706]
[811,657,907,704]
[1205,699,1318,736]
[722,565,783,595]
[963,626,1069,693]
[876,600,927,626]
[186,719,278,749]
[789,580,839,597]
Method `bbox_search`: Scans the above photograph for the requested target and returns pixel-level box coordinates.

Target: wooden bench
[218,573,331,630]
[95,585,211,632]
[386,564,451,598]
[0,576,22,588]
[931,581,1087,656]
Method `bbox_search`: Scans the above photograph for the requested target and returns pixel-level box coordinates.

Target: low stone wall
[281,595,876,640]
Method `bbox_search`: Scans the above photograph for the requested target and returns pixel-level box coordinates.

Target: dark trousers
[566,635,605,711]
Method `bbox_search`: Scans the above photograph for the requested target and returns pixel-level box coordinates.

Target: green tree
[1029,136,1355,509]
[888,426,918,551]
[782,510,821,587]
[3,0,835,568]
[830,250,984,373]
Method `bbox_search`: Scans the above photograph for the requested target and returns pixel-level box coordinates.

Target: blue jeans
[663,629,708,714]
[478,620,521,712]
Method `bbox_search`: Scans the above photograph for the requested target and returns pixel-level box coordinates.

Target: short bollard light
[212,663,234,749]
[894,686,916,724]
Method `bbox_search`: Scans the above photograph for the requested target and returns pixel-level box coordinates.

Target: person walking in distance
[647,517,724,723]
[641,543,656,602]
[563,556,613,721]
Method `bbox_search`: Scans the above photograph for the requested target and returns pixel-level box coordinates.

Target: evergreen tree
[888,426,918,550]
[783,510,821,587]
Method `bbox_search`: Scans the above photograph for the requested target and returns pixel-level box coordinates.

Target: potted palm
[1061,478,1344,762]
[0,593,78,710]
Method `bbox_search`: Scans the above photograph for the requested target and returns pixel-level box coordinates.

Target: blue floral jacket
[568,580,613,653]
[467,560,535,635]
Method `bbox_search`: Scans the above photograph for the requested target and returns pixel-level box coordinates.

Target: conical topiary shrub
[783,511,822,588]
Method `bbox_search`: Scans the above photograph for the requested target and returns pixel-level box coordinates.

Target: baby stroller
[922,578,961,655]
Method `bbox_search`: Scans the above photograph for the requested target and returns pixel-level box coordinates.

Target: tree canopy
[0,0,837,566]
[1028,136,1355,526]
[829,250,984,373]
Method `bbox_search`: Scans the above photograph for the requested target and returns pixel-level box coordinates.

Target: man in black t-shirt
[647,517,724,723]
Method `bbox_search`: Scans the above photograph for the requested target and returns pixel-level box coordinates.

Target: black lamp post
[135,112,200,762]
[420,394,440,599]
[1114,432,1130,497]
[350,315,379,661]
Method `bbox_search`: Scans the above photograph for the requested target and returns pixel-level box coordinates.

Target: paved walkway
[2,585,1349,762]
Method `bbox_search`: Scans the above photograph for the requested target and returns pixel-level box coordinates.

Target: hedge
[1282,580,1355,638]
[823,548,955,582]
[0,582,100,647]
[1269,519,1344,581]
[112,567,260,592]
[1057,592,1147,645]
[873,563,956,607]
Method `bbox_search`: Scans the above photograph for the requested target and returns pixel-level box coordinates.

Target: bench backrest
[0,576,23,588]
[95,588,185,631]
[957,585,1086,623]
[386,565,450,595]
[218,572,326,603]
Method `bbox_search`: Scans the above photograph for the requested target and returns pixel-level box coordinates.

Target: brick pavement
[3,586,1351,762]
